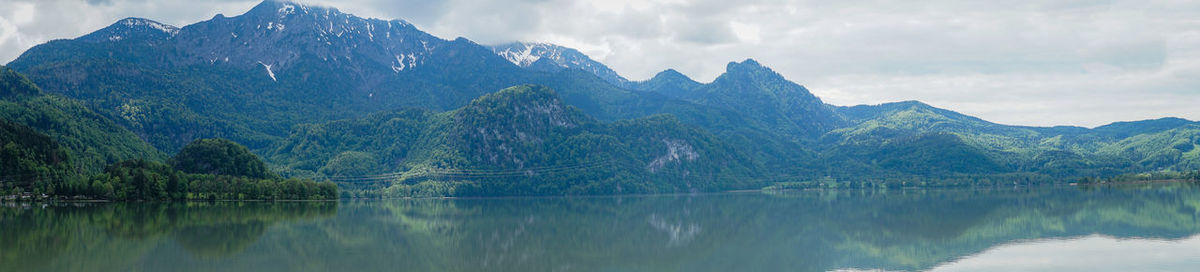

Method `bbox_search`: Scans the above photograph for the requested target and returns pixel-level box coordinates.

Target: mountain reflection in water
[3,185,1200,271]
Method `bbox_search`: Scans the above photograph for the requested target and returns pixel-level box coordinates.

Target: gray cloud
[0,0,1196,127]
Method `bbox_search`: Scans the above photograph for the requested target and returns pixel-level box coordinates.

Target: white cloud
[932,234,1200,272]
[729,22,761,44]
[0,0,259,63]
[0,0,1197,127]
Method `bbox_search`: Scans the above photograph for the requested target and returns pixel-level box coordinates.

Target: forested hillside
[0,66,164,173]
[1,65,335,199]
[271,85,761,197]
[0,119,74,194]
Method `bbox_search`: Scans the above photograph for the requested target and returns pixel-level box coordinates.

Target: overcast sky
[1,0,1197,127]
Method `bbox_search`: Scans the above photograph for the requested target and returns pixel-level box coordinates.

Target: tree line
[4,138,337,201]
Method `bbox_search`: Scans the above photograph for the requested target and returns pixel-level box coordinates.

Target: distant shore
[1072,179,1196,186]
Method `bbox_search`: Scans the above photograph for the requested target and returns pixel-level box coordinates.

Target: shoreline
[1072,179,1197,186]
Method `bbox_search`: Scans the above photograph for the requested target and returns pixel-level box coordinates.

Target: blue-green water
[4,185,1200,271]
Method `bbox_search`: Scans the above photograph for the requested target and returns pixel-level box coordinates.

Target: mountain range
[2,0,1197,197]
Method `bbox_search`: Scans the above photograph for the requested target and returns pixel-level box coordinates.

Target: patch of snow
[496,43,542,67]
[366,23,374,41]
[108,35,123,41]
[266,22,285,31]
[494,42,574,68]
[118,18,180,36]
[258,61,277,82]
[392,54,406,72]
[278,4,296,16]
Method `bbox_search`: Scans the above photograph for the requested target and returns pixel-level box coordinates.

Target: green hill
[81,138,336,201]
[829,100,1197,178]
[270,85,762,197]
[1097,125,1200,171]
[170,138,279,179]
[0,66,164,173]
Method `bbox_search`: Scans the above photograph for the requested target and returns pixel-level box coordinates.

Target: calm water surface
[4,185,1200,271]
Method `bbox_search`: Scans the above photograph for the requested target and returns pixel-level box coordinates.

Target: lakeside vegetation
[3,138,336,201]
[1075,170,1200,185]
[0,119,74,195]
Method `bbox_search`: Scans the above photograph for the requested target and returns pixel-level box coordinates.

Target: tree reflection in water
[3,184,1200,271]
[0,201,336,271]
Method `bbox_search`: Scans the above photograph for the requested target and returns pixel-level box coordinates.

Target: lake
[4,184,1200,271]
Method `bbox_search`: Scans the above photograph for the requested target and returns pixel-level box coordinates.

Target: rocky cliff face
[646,139,699,173]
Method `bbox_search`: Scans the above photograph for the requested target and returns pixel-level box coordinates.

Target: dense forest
[0,66,164,173]
[63,138,336,201]
[4,138,336,201]
[0,119,74,195]
[1,66,335,200]
[271,85,761,197]
[0,125,336,200]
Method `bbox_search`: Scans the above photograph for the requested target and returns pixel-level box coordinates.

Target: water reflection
[0,202,337,271]
[3,185,1200,271]
[932,234,1200,272]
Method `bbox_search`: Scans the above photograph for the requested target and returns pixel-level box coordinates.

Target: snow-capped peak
[78,17,180,42]
[117,18,181,35]
[249,0,327,18]
[491,42,566,68]
[279,4,296,15]
[274,1,316,18]
[488,42,631,87]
